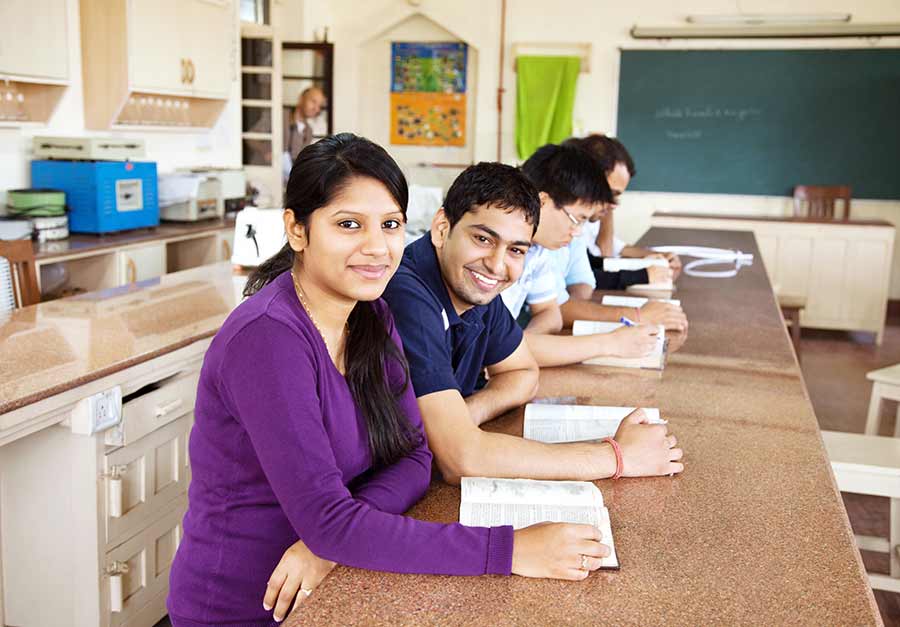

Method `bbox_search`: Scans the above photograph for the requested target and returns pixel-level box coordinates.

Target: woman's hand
[605,324,658,358]
[511,522,610,580]
[263,538,336,622]
[614,408,684,477]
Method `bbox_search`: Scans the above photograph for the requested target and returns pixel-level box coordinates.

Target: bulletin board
[390,42,467,146]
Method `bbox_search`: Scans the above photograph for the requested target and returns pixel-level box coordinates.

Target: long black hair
[245,133,419,469]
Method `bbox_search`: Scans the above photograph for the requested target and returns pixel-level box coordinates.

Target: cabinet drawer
[102,496,187,627]
[118,243,166,285]
[104,414,193,549]
[106,368,200,447]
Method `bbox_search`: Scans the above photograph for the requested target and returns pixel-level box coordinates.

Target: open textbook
[603,257,669,272]
[523,404,665,443]
[601,294,681,308]
[603,257,674,292]
[459,477,619,569]
[572,320,667,370]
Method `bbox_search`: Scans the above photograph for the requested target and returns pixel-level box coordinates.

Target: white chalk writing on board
[655,107,762,121]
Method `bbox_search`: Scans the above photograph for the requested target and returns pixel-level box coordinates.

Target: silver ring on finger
[300,588,312,597]
[580,554,588,571]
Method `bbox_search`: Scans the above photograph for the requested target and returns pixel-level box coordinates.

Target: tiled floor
[799,325,900,625]
[155,324,900,626]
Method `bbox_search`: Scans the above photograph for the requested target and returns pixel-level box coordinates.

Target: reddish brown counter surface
[285,228,880,626]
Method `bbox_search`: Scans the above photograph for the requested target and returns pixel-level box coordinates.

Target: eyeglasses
[560,206,587,228]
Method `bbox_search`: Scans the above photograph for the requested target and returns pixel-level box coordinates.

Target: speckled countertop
[285,228,881,627]
[0,261,245,416]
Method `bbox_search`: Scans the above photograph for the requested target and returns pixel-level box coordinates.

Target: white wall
[292,0,900,296]
[0,0,242,207]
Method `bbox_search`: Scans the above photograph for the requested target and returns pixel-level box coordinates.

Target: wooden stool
[778,294,806,358]
[822,430,900,593]
[865,364,900,436]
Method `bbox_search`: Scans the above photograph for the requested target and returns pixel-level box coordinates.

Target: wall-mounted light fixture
[631,21,900,39]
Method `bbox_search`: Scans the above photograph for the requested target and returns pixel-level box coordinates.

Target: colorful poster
[390,42,467,146]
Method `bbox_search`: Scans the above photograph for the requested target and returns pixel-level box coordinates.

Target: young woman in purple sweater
[167,134,610,626]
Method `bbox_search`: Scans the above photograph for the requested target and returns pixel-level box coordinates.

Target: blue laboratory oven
[31,160,160,234]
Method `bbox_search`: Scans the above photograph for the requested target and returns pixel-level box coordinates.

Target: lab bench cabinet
[0,349,202,627]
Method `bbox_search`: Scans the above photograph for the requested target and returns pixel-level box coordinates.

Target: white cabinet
[181,0,234,98]
[0,0,69,81]
[0,0,70,125]
[119,243,167,284]
[81,0,233,129]
[0,351,203,627]
[128,0,232,98]
[651,214,895,343]
[128,0,185,95]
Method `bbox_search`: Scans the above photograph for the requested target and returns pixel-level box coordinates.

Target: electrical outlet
[70,387,123,435]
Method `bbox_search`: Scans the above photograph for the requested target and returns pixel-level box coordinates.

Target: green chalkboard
[616,49,900,199]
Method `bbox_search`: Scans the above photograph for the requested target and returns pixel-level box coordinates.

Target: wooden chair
[0,240,41,308]
[793,185,851,221]
[777,294,806,359]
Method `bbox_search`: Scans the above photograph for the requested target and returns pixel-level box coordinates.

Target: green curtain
[515,55,581,160]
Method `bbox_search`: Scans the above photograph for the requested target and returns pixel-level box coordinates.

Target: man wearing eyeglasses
[501,143,663,366]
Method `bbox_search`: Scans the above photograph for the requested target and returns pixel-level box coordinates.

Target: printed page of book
[626,280,674,293]
[571,321,667,370]
[459,478,619,568]
[523,404,664,443]
[603,257,669,272]
[601,295,681,308]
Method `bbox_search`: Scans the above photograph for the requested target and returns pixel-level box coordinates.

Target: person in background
[282,86,326,181]
[502,143,660,367]
[167,134,612,627]
[381,162,683,488]
[562,134,682,289]
[514,144,687,333]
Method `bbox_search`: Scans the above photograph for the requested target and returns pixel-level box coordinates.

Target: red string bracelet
[602,437,623,479]
[633,307,641,323]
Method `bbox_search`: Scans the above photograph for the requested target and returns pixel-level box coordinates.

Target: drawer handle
[126,257,137,284]
[155,398,184,418]
[105,464,128,519]
[106,561,131,613]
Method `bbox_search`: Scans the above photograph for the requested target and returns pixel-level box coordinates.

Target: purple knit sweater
[167,271,513,626]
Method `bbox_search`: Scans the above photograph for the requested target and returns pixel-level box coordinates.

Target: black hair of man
[562,134,636,178]
[521,143,614,209]
[443,162,541,233]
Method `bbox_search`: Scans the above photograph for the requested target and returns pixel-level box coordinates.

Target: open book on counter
[523,403,665,443]
[603,257,669,272]
[603,257,674,293]
[459,477,619,569]
[601,294,681,308]
[572,320,667,370]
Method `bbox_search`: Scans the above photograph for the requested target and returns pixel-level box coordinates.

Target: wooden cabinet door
[127,0,189,94]
[118,243,166,285]
[0,0,68,80]
[101,498,187,627]
[103,414,193,550]
[181,0,233,98]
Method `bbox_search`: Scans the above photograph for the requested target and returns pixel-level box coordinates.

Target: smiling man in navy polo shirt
[383,162,684,485]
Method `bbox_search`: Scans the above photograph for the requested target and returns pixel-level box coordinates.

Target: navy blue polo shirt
[383,236,524,398]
